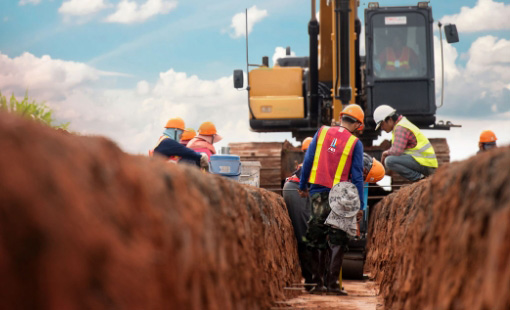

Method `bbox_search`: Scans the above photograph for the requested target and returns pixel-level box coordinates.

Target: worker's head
[301,137,313,152]
[180,128,196,145]
[164,117,185,140]
[363,153,386,183]
[198,121,222,144]
[340,104,364,132]
[478,130,497,152]
[198,122,217,135]
[391,28,406,50]
[374,105,399,133]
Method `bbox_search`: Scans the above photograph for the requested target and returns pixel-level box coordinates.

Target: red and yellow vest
[148,136,180,163]
[385,47,410,71]
[308,126,358,188]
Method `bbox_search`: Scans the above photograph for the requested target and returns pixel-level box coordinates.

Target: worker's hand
[199,153,209,171]
[298,188,309,198]
[356,210,364,222]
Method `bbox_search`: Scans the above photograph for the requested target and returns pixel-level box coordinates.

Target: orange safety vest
[308,126,358,188]
[385,47,410,71]
[149,136,180,163]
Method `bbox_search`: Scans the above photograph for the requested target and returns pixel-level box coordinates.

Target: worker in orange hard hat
[302,137,313,152]
[363,153,385,184]
[282,137,315,290]
[298,104,365,296]
[478,130,497,153]
[150,118,208,169]
[180,128,196,146]
[186,121,222,160]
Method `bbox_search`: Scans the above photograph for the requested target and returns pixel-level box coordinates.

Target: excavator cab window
[372,13,428,79]
[365,6,436,129]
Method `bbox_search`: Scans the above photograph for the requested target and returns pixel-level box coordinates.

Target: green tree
[0,91,69,130]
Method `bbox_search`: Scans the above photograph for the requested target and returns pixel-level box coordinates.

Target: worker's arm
[154,138,201,165]
[299,130,319,192]
[350,140,365,211]
[386,126,416,157]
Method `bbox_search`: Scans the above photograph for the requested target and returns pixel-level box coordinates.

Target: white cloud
[59,0,108,17]
[137,80,150,95]
[433,36,461,84]
[105,0,178,24]
[229,5,268,38]
[272,46,296,66]
[433,35,510,116]
[0,51,293,155]
[19,0,41,5]
[0,52,104,100]
[440,0,510,32]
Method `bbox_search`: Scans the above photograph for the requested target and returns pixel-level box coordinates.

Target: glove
[200,153,209,171]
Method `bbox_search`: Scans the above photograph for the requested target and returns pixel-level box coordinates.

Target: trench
[1,112,508,310]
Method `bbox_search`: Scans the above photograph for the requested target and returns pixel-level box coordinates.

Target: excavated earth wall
[367,146,510,310]
[0,112,300,310]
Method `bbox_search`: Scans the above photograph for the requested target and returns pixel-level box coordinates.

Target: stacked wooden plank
[229,141,303,195]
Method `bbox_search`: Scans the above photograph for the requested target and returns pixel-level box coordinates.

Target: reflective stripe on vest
[309,126,358,188]
[391,117,438,168]
[385,47,410,70]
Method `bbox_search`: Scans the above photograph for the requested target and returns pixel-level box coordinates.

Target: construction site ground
[280,278,383,310]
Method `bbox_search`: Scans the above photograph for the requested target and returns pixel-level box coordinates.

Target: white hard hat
[374,105,397,130]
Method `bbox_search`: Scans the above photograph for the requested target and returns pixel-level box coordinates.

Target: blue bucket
[209,155,242,178]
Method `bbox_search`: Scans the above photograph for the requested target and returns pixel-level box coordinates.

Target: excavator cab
[364,4,436,130]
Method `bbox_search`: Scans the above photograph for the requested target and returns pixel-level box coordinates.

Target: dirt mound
[366,147,510,310]
[0,112,300,310]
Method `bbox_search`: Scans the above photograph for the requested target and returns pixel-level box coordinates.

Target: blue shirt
[154,137,202,166]
[299,127,365,210]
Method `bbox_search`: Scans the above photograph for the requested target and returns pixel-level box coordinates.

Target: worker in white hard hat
[373,105,438,181]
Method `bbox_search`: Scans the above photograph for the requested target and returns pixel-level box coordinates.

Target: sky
[0,0,509,163]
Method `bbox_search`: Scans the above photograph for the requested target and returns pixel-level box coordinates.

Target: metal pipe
[245,8,255,119]
[309,0,320,126]
[438,21,445,109]
[336,0,352,107]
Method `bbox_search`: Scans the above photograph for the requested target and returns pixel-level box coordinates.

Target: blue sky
[0,0,509,161]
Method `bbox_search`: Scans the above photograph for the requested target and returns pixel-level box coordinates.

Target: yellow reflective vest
[391,117,438,168]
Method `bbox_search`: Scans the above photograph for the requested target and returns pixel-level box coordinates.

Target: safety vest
[385,47,410,71]
[309,126,359,188]
[149,136,180,163]
[392,117,438,168]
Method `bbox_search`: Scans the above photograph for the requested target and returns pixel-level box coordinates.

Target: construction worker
[151,117,208,169]
[478,130,498,153]
[298,104,365,295]
[180,128,196,146]
[375,105,438,181]
[186,121,222,160]
[282,137,314,290]
[376,29,420,77]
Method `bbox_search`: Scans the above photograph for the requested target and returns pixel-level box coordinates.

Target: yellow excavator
[232,1,459,279]
[234,0,459,145]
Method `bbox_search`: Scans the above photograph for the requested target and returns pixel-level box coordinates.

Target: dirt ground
[279,279,384,310]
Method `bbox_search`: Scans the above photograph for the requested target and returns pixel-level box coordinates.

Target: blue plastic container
[209,155,242,179]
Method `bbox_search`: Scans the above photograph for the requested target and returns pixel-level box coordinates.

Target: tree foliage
[0,91,69,130]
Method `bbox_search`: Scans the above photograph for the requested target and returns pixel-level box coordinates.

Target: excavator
[232,1,459,279]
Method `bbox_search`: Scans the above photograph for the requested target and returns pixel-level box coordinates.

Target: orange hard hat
[301,137,313,151]
[366,158,385,183]
[479,130,497,143]
[181,128,196,141]
[340,104,365,130]
[198,121,217,135]
[165,117,185,130]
